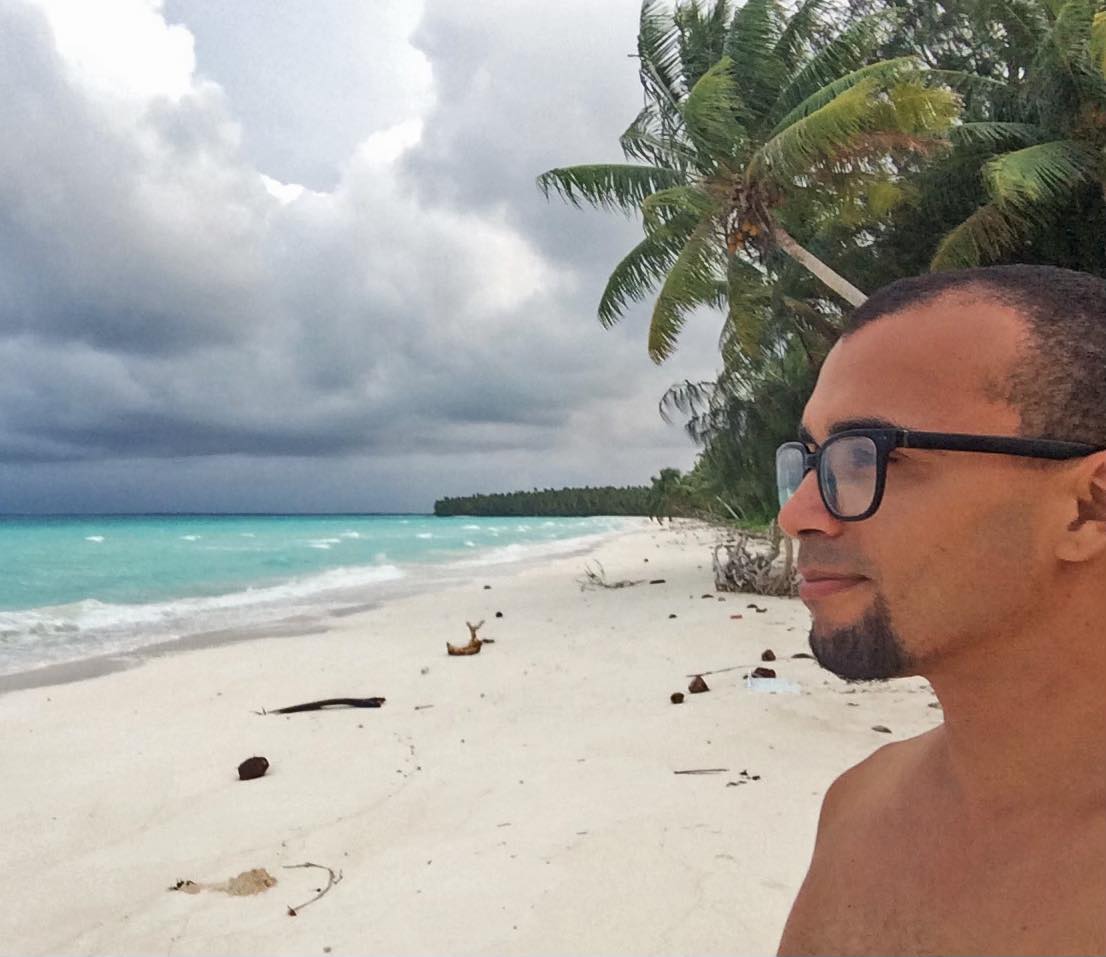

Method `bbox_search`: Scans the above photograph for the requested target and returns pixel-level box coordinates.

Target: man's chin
[807,597,912,681]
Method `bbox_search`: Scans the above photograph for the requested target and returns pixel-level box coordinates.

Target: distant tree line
[435,484,665,517]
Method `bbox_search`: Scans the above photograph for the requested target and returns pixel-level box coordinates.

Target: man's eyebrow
[798,416,909,446]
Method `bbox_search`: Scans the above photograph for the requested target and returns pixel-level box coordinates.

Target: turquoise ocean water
[0,514,633,676]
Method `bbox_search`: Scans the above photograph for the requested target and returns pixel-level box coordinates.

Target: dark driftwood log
[261,698,385,715]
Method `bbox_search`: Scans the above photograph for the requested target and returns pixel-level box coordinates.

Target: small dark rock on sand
[495,611,503,618]
[747,603,767,613]
[688,675,709,694]
[872,725,892,734]
[751,667,776,679]
[483,585,492,590]
[238,756,269,781]
[791,653,815,659]
[650,579,666,585]
[761,649,776,661]
[670,692,685,704]
[668,613,677,619]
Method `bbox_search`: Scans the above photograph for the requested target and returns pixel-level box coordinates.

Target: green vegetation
[538,0,957,361]
[434,486,654,518]
[433,471,732,522]
[538,0,1106,529]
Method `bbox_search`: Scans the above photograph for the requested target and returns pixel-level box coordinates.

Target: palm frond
[638,0,686,127]
[949,121,1052,147]
[725,254,775,359]
[970,0,1052,53]
[1025,1,1099,119]
[682,57,748,160]
[766,56,920,139]
[641,185,717,232]
[1092,11,1106,74]
[659,379,717,425]
[536,164,685,214]
[864,178,909,218]
[931,202,1032,269]
[724,0,788,119]
[928,70,1022,116]
[766,13,897,130]
[772,0,833,71]
[1050,0,1095,70]
[984,139,1098,215]
[676,0,732,91]
[752,78,878,183]
[619,105,697,168]
[597,214,699,327]
[752,77,955,185]
[648,216,724,362]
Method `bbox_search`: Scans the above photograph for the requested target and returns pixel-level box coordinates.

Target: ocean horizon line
[0,511,436,519]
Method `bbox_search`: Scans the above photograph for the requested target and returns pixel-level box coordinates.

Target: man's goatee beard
[809,593,913,682]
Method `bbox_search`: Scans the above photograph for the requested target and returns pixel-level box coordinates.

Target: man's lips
[797,573,868,600]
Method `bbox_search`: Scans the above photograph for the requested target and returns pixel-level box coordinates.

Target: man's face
[778,293,1066,682]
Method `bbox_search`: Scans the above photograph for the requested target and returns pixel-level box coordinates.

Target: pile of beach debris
[712,521,799,597]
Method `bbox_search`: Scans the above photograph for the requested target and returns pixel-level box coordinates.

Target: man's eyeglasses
[776,428,1105,522]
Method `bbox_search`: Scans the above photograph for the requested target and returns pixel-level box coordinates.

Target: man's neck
[922,609,1106,827]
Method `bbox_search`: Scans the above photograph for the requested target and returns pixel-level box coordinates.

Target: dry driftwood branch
[576,560,647,591]
[712,523,799,597]
[283,861,343,916]
[447,620,485,656]
[255,697,385,716]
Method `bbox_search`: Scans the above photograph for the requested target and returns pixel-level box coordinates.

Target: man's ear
[1057,452,1106,563]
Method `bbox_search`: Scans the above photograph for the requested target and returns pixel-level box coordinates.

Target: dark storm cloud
[0,0,719,512]
[0,3,269,356]
[404,0,650,270]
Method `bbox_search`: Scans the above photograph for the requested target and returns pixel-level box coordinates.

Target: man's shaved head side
[840,264,1106,448]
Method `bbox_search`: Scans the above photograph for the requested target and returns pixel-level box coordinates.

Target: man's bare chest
[792,805,1106,956]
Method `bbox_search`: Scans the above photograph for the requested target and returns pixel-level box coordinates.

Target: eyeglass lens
[776,436,879,518]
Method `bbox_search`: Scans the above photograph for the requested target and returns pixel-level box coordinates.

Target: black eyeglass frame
[777,428,1106,522]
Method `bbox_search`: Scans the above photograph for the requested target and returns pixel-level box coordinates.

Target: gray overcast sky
[0,0,721,513]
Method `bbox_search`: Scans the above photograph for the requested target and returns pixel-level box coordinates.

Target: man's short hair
[840,264,1106,446]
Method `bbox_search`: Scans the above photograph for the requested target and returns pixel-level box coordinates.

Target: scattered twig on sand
[683,664,755,678]
[674,768,728,775]
[447,620,485,656]
[255,698,385,716]
[576,561,647,591]
[283,862,343,916]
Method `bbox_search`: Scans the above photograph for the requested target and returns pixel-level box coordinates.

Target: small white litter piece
[745,676,801,694]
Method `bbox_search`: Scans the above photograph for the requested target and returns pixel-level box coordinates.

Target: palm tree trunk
[772,226,867,307]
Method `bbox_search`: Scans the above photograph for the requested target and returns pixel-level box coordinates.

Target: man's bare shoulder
[778,725,1106,955]
[823,727,936,813]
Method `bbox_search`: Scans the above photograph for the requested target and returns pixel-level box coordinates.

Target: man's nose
[777,469,841,537]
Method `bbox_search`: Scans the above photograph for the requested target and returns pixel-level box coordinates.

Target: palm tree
[647,466,696,521]
[662,327,817,524]
[537,0,959,362]
[931,0,1106,268]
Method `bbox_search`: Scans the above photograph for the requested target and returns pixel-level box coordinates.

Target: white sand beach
[0,522,940,956]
